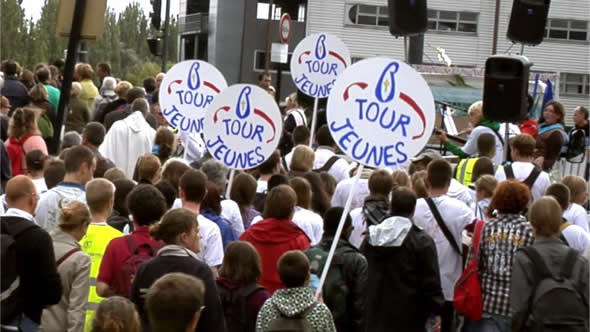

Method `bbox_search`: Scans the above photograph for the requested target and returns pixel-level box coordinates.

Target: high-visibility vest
[455,157,479,186]
[80,223,123,332]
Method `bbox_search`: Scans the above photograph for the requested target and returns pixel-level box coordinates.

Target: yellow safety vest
[455,157,479,186]
[80,223,123,332]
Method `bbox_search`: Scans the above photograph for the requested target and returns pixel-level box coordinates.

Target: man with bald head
[1,176,62,330]
[155,72,165,90]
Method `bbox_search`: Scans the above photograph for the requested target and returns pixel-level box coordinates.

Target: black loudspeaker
[483,56,532,123]
[507,0,551,45]
[387,0,428,36]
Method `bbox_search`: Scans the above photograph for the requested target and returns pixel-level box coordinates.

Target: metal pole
[403,36,409,63]
[264,0,274,71]
[276,65,282,103]
[520,44,525,55]
[161,0,171,72]
[52,0,87,154]
[492,0,501,54]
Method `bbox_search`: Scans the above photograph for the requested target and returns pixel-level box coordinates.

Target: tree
[0,0,30,66]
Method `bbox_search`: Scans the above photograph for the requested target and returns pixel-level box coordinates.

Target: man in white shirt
[412,159,474,332]
[313,125,351,183]
[545,183,590,252]
[179,169,224,274]
[99,98,155,177]
[200,159,244,238]
[36,146,96,232]
[331,167,371,210]
[495,134,550,201]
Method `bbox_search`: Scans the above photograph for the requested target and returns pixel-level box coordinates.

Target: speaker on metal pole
[483,56,532,123]
[507,0,551,45]
[387,0,428,36]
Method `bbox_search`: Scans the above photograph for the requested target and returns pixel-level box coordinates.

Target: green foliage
[0,0,177,83]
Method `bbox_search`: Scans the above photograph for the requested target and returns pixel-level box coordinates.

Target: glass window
[439,11,457,21]
[459,23,477,33]
[439,21,457,31]
[546,18,589,41]
[428,9,437,18]
[427,9,478,34]
[550,19,568,28]
[358,15,377,25]
[460,12,478,22]
[570,31,587,40]
[348,5,358,23]
[561,73,590,96]
[358,5,377,15]
[549,29,568,39]
[570,20,587,30]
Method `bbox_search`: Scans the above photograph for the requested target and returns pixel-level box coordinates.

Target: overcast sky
[21,0,180,22]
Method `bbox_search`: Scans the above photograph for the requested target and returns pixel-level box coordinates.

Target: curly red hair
[489,180,531,214]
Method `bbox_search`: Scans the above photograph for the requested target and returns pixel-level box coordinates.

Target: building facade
[306,0,590,125]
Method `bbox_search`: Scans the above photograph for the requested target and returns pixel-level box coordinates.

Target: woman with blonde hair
[216,241,271,332]
[75,63,99,109]
[42,201,92,332]
[288,145,315,177]
[6,107,48,175]
[91,296,141,332]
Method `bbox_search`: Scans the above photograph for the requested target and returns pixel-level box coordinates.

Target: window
[256,1,306,22]
[545,19,588,41]
[427,10,477,34]
[345,4,477,34]
[560,73,590,96]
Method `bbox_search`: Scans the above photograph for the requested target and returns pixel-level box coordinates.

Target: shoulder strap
[237,283,264,298]
[125,235,139,254]
[522,166,541,189]
[425,197,461,255]
[476,124,504,145]
[314,155,340,172]
[560,221,572,231]
[520,246,553,280]
[472,220,485,256]
[559,233,570,246]
[560,249,579,279]
[56,248,81,267]
[504,164,515,179]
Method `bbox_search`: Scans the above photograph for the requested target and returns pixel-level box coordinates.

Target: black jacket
[1,76,30,114]
[130,247,227,332]
[361,216,444,332]
[309,236,367,332]
[1,215,62,323]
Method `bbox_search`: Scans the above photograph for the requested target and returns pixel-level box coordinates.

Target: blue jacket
[202,209,236,249]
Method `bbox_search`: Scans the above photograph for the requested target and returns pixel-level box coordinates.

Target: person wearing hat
[1,96,11,141]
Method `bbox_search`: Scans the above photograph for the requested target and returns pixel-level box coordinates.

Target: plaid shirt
[467,213,534,317]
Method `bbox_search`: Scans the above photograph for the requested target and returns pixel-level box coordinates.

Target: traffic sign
[279,13,291,44]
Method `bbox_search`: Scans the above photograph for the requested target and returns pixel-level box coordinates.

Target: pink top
[6,135,49,155]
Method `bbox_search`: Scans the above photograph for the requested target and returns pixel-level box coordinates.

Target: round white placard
[290,33,351,98]
[326,57,435,168]
[158,60,228,134]
[203,84,283,170]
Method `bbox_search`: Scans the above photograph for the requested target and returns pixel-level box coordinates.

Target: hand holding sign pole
[315,57,435,299]
[203,84,283,197]
[290,33,351,147]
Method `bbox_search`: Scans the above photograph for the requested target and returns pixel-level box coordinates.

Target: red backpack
[6,134,33,176]
[453,220,485,321]
[111,236,159,298]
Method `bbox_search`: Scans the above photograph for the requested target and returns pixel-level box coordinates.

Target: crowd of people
[0,58,589,332]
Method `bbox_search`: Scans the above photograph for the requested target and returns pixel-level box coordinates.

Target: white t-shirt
[284,149,295,171]
[196,214,224,267]
[292,207,324,245]
[331,178,369,211]
[564,203,589,232]
[562,223,590,252]
[413,196,475,300]
[220,199,244,238]
[348,207,365,249]
[313,147,350,183]
[256,180,268,194]
[32,177,48,196]
[447,179,474,207]
[461,126,505,165]
[495,162,551,201]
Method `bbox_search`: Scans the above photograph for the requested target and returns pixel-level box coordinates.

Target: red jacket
[519,119,539,139]
[239,218,310,293]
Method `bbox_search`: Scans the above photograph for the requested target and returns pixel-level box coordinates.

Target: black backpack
[216,282,264,332]
[565,128,587,161]
[503,164,542,189]
[519,246,589,332]
[1,218,37,324]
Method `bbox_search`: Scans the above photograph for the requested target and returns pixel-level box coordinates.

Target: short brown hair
[263,184,297,219]
[475,175,497,198]
[562,175,587,204]
[391,170,411,189]
[201,183,222,215]
[290,145,315,172]
[277,250,309,288]
[411,170,428,198]
[472,157,495,182]
[179,169,208,203]
[146,273,205,332]
[161,159,190,192]
[137,154,161,183]
[29,83,48,103]
[368,169,393,198]
[230,172,257,207]
[258,150,280,175]
[154,127,175,162]
[544,100,565,126]
[427,159,452,189]
[114,81,133,99]
[545,183,570,211]
[150,208,197,244]
[529,196,562,237]
[391,187,417,217]
[92,296,140,332]
[319,172,337,199]
[104,167,127,182]
[86,178,115,214]
[64,145,95,173]
[489,180,531,214]
[477,133,496,158]
[76,63,94,80]
[289,177,312,209]
[219,241,262,284]
[510,134,536,157]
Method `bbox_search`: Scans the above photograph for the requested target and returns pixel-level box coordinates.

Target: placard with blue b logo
[203,84,283,170]
[327,58,435,169]
[158,60,228,134]
[290,33,351,98]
